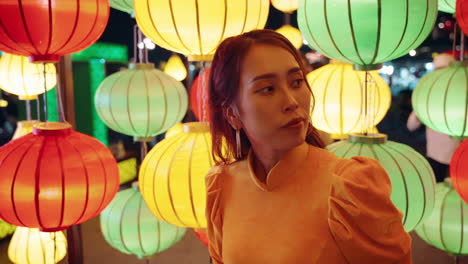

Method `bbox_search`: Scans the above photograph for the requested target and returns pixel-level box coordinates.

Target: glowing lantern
[327,133,436,231]
[165,123,183,139]
[275,25,303,49]
[100,184,186,259]
[94,63,188,141]
[272,0,299,13]
[12,121,38,140]
[140,122,213,228]
[298,0,438,69]
[0,122,120,231]
[193,228,208,247]
[439,0,455,13]
[450,139,468,204]
[0,54,56,100]
[0,0,109,62]
[164,54,188,81]
[110,0,134,16]
[8,227,67,264]
[307,61,391,139]
[0,99,7,107]
[0,219,16,240]
[457,0,468,37]
[118,158,137,184]
[190,68,211,122]
[412,61,468,137]
[135,0,270,61]
[415,181,468,255]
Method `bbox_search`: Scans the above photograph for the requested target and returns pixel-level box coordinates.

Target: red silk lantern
[190,68,211,122]
[0,122,119,231]
[193,228,208,247]
[451,139,468,204]
[457,0,468,36]
[0,0,109,62]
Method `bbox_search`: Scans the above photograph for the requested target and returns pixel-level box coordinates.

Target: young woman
[206,29,411,264]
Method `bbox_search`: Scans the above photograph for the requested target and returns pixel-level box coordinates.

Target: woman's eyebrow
[250,67,302,83]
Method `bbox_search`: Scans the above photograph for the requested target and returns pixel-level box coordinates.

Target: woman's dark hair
[209,29,324,165]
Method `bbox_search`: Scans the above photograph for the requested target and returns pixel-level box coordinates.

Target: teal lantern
[416,181,468,255]
[94,63,188,142]
[297,0,438,69]
[412,61,468,137]
[110,0,134,17]
[100,183,186,259]
[327,134,436,231]
[0,219,16,240]
[439,0,455,14]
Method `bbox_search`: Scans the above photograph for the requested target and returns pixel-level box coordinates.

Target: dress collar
[247,142,310,191]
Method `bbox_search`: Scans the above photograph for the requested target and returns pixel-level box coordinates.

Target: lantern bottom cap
[39,226,68,232]
[353,64,382,71]
[347,133,387,144]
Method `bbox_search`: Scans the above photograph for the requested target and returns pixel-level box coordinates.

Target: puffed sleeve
[205,165,225,264]
[328,157,412,264]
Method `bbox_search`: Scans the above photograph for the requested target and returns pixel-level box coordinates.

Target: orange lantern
[190,68,211,122]
[0,122,119,231]
[0,0,109,62]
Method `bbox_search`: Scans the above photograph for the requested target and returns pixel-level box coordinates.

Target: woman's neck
[251,145,288,183]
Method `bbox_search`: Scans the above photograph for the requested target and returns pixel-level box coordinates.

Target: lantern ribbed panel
[415,182,468,255]
[272,0,299,13]
[110,0,134,16]
[8,227,67,264]
[458,0,468,42]
[307,62,391,138]
[139,122,213,228]
[0,219,16,240]
[0,123,119,231]
[327,137,436,231]
[94,63,188,139]
[450,139,468,204]
[0,0,109,62]
[275,25,303,49]
[298,0,438,67]
[0,54,56,99]
[100,187,186,259]
[412,62,468,137]
[134,0,270,59]
[190,68,211,122]
[439,0,455,14]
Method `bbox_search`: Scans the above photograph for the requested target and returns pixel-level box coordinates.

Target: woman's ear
[224,105,242,130]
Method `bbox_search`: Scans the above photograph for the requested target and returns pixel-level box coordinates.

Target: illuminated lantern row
[164,54,188,82]
[0,0,109,62]
[412,61,468,137]
[100,185,186,259]
[327,134,436,231]
[0,219,16,240]
[0,122,119,231]
[415,182,468,255]
[307,61,391,139]
[135,0,270,61]
[190,68,211,122]
[95,63,188,141]
[450,139,468,204]
[110,0,134,16]
[439,0,455,14]
[272,0,299,13]
[0,53,56,100]
[457,0,468,36]
[275,25,303,50]
[298,0,438,69]
[140,122,213,228]
[8,227,67,264]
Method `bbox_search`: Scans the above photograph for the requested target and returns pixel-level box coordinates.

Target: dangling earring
[236,128,242,159]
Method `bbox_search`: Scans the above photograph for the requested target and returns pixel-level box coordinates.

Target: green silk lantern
[439,0,455,14]
[416,181,468,255]
[327,134,436,231]
[100,184,186,259]
[110,0,134,17]
[298,0,438,69]
[412,61,468,137]
[0,219,16,240]
[94,63,188,141]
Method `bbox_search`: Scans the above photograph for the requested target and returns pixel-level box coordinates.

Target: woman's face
[236,44,311,153]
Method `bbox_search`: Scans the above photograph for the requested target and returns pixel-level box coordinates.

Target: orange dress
[205,142,412,264]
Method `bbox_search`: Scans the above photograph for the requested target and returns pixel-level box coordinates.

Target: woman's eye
[257,86,274,94]
[292,78,304,88]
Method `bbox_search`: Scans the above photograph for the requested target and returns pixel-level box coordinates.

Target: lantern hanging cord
[453,20,458,57]
[36,96,41,121]
[146,258,150,264]
[284,13,291,25]
[53,232,57,264]
[140,141,148,161]
[460,26,465,62]
[55,61,67,123]
[26,99,32,121]
[201,61,208,122]
[42,62,48,122]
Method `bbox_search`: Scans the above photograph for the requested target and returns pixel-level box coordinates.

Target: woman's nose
[282,90,299,112]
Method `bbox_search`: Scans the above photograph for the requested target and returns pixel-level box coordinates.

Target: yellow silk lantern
[165,122,183,138]
[135,0,270,61]
[307,61,391,139]
[275,25,303,49]
[0,99,7,107]
[12,120,37,139]
[139,122,213,228]
[164,54,187,81]
[8,227,67,264]
[271,0,299,13]
[0,53,56,100]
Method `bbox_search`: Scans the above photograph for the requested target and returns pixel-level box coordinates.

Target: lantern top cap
[128,63,155,70]
[132,181,139,191]
[32,122,72,136]
[449,61,468,68]
[187,54,213,62]
[444,177,453,188]
[347,133,387,144]
[183,122,210,133]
